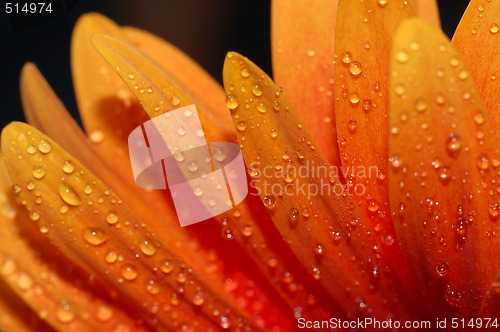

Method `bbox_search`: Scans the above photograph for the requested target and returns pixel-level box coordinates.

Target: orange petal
[71,13,150,185]
[480,272,500,318]
[271,0,340,166]
[452,0,500,141]
[1,122,262,331]
[410,0,441,27]
[389,18,500,318]
[122,26,233,130]
[223,52,419,319]
[333,0,417,292]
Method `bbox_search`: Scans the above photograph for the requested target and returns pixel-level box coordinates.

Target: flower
[0,1,499,331]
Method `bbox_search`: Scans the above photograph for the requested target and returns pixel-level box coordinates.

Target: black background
[0,0,470,129]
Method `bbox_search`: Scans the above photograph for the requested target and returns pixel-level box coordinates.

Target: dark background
[0,0,470,129]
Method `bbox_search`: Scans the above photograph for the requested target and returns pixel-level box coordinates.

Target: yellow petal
[271,0,340,165]
[410,0,441,27]
[333,0,417,290]
[452,0,500,141]
[223,52,418,319]
[1,122,261,331]
[123,26,233,130]
[389,18,500,317]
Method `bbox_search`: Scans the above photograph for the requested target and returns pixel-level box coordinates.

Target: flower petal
[452,0,499,140]
[122,26,233,130]
[389,18,500,317]
[91,30,339,325]
[410,0,441,27]
[223,52,418,319]
[71,13,150,185]
[1,123,262,331]
[271,0,340,166]
[333,0,418,293]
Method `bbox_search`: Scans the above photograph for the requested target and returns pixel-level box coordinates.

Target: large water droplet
[38,140,52,154]
[140,240,156,256]
[62,160,75,174]
[349,62,362,76]
[83,227,107,246]
[225,95,239,110]
[32,166,46,179]
[59,181,82,206]
[121,264,138,281]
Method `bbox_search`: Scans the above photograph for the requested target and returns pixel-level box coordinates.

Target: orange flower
[0,1,499,331]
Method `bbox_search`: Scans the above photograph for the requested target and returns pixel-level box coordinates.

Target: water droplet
[127,73,135,80]
[394,84,405,96]
[449,57,459,67]
[219,316,231,329]
[193,187,203,197]
[1,257,16,276]
[306,49,316,57]
[240,68,250,77]
[490,24,499,34]
[160,260,175,274]
[96,304,113,322]
[26,145,36,155]
[170,96,181,106]
[296,150,305,160]
[341,51,352,64]
[347,119,358,133]
[477,154,490,170]
[140,240,156,256]
[349,93,360,104]
[395,50,409,63]
[146,280,160,295]
[62,160,75,174]
[29,210,40,221]
[11,184,21,194]
[474,112,485,125]
[256,102,267,113]
[458,69,469,80]
[251,84,263,97]
[288,208,299,225]
[89,130,105,144]
[213,147,226,162]
[435,93,446,105]
[56,300,76,323]
[445,288,461,307]
[489,204,500,221]
[17,272,34,290]
[311,266,321,280]
[38,140,52,154]
[187,160,200,173]
[349,61,362,76]
[445,133,462,157]
[225,95,239,110]
[241,225,253,237]
[32,166,46,179]
[314,244,324,255]
[192,292,205,306]
[59,181,82,206]
[173,152,185,162]
[438,166,451,184]
[263,195,276,209]
[270,129,278,139]
[121,264,138,281]
[436,261,450,277]
[389,155,402,169]
[415,98,427,112]
[377,0,388,6]
[105,250,118,263]
[236,121,247,132]
[83,227,107,246]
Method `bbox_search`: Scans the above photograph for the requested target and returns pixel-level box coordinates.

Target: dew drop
[240,68,250,77]
[192,292,205,306]
[236,121,247,132]
[415,98,427,112]
[225,95,239,110]
[32,166,46,179]
[490,24,499,34]
[59,181,82,206]
[140,240,156,256]
[395,50,409,63]
[347,119,358,133]
[11,184,21,193]
[477,154,490,170]
[251,84,263,97]
[96,304,113,322]
[83,227,107,246]
[146,280,160,295]
[341,51,352,64]
[170,96,181,106]
[105,210,119,224]
[436,261,450,277]
[488,204,500,221]
[256,102,267,113]
[270,129,278,139]
[105,250,118,263]
[29,210,40,221]
[89,130,105,144]
[377,0,388,6]
[16,272,34,290]
[445,288,461,307]
[349,62,362,76]
[26,145,36,155]
[1,257,16,276]
[349,93,360,104]
[187,160,200,172]
[213,147,226,162]
[62,160,75,174]
[193,187,203,197]
[288,208,299,224]
[445,133,462,157]
[263,195,276,209]
[121,264,138,281]
[160,260,175,274]
[314,244,324,255]
[37,140,52,154]
[127,73,135,80]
